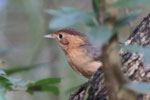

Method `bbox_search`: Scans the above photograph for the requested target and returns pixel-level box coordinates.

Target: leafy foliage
[26,78,61,95]
[46,7,95,29]
[0,69,61,96]
[4,67,33,75]
[89,25,112,45]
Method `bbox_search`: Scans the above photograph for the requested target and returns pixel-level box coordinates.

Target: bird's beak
[44,34,55,39]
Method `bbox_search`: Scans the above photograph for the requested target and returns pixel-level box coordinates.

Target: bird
[44,28,102,78]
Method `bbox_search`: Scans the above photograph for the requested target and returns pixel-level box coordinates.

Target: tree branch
[69,13,150,100]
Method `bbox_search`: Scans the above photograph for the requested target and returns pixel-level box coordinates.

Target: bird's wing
[81,43,101,62]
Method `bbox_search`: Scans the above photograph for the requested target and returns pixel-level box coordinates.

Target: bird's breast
[66,48,102,78]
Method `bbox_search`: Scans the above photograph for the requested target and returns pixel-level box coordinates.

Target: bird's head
[44,28,89,51]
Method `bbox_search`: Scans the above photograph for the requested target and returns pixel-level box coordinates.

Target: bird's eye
[58,34,64,39]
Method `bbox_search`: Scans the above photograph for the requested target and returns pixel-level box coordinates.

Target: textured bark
[69,13,150,100]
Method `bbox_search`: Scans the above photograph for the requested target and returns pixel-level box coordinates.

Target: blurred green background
[0,0,149,100]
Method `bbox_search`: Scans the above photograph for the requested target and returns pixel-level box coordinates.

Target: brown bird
[44,28,102,78]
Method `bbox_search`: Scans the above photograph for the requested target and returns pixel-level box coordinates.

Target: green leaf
[0,79,12,91]
[35,78,61,85]
[113,10,141,33]
[88,25,112,45]
[0,72,29,87]
[5,66,34,75]
[125,82,150,94]
[110,0,150,8]
[26,89,33,94]
[0,75,12,90]
[5,76,29,87]
[26,78,61,95]
[27,85,59,96]
[0,70,13,90]
[27,85,42,93]
[0,70,6,75]
[45,9,63,16]
[47,7,95,29]
[61,7,77,12]
[46,7,77,16]
[4,67,32,75]
[42,86,59,96]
